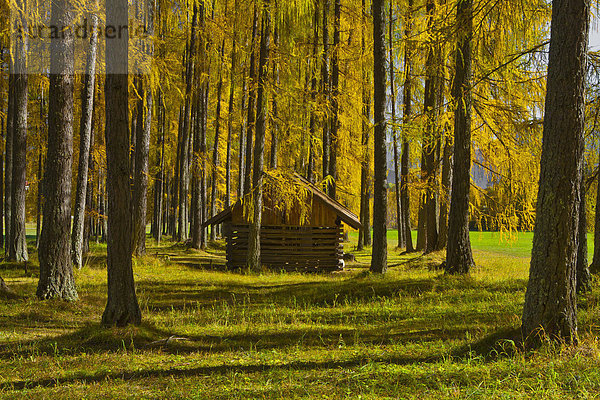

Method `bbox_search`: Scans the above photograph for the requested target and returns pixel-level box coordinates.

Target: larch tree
[370,0,387,274]
[9,0,28,263]
[444,0,474,275]
[72,0,99,268]
[521,0,589,344]
[37,0,78,300]
[400,0,414,253]
[102,0,142,326]
[247,0,271,271]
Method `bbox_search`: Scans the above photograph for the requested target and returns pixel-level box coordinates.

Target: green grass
[1,231,600,399]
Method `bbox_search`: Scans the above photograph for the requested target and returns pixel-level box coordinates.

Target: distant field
[349,230,594,259]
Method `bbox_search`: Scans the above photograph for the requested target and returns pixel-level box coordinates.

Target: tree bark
[101,0,141,326]
[400,0,415,253]
[5,70,13,255]
[247,0,271,271]
[576,177,591,293]
[322,0,331,193]
[389,0,404,249]
[243,3,259,195]
[132,79,152,256]
[422,0,440,255]
[445,0,475,275]
[328,0,341,199]
[9,2,28,263]
[37,0,77,300]
[210,38,226,241]
[226,0,238,206]
[436,133,453,250]
[521,0,589,344]
[370,0,387,274]
[72,3,98,268]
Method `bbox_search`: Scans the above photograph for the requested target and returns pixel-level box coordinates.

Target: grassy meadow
[1,229,600,399]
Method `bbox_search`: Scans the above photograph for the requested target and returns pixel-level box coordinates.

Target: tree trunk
[322,0,331,193]
[226,0,238,206]
[401,0,414,253]
[9,4,28,263]
[576,177,591,293]
[358,0,370,251]
[210,38,226,241]
[243,3,259,195]
[101,0,141,326]
[370,0,387,274]
[270,22,280,170]
[36,151,43,249]
[72,4,98,268]
[37,0,77,300]
[422,0,440,255]
[589,146,600,274]
[247,0,271,271]
[5,70,13,255]
[238,77,247,197]
[389,0,404,249]
[445,0,475,275]
[328,0,340,199]
[521,0,589,344]
[436,133,453,250]
[307,0,319,184]
[132,78,152,256]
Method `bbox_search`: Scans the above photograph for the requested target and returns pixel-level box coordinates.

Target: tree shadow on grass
[0,344,438,391]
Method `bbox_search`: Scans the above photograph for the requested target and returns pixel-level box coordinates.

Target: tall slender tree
[72,0,99,268]
[521,0,589,343]
[370,0,387,274]
[247,0,271,271]
[400,0,414,253]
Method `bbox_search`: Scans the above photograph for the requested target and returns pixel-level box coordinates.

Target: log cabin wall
[224,223,344,272]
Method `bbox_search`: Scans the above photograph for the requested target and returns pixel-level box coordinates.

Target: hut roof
[203,173,362,230]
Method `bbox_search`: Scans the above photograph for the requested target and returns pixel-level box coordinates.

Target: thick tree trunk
[247,0,271,271]
[521,0,589,344]
[9,6,28,263]
[101,0,141,327]
[445,0,475,275]
[370,0,387,274]
[72,5,98,268]
[37,0,77,300]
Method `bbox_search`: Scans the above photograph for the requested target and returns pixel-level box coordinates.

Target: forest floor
[1,230,600,399]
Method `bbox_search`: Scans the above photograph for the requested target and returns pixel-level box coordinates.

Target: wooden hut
[203,174,362,272]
